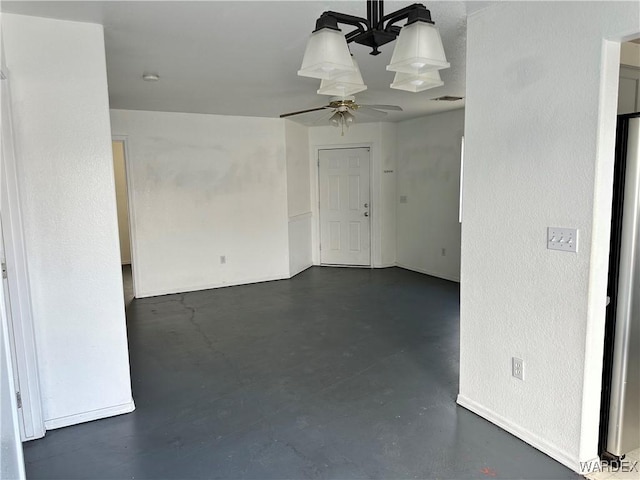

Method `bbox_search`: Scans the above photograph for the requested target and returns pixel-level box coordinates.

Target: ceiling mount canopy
[314,1,435,56]
[297,0,449,93]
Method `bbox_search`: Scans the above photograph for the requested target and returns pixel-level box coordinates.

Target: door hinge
[1,262,7,279]
[16,391,22,409]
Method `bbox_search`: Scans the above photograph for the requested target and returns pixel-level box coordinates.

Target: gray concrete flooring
[24,267,580,479]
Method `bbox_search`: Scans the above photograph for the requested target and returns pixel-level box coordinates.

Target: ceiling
[1,1,481,124]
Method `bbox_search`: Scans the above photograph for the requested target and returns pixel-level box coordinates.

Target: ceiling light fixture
[298,1,449,93]
[317,57,367,96]
[329,110,355,136]
[390,70,443,92]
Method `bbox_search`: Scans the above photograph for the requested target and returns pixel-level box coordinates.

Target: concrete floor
[24,267,580,479]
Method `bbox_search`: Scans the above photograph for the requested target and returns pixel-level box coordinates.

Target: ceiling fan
[280,96,402,135]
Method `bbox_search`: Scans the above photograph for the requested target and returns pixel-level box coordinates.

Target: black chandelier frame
[312,0,434,56]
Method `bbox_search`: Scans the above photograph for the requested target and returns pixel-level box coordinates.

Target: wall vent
[431,95,464,101]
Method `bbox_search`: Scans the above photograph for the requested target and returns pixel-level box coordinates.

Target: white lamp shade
[386,21,450,74]
[298,28,356,80]
[317,57,367,96]
[390,70,443,92]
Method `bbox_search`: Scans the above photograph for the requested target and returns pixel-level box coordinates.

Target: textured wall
[2,14,133,428]
[285,120,312,276]
[397,109,463,282]
[285,120,311,218]
[459,1,640,471]
[110,109,290,297]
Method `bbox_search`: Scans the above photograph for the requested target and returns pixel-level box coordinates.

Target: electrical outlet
[399,195,408,204]
[220,255,226,264]
[512,357,524,380]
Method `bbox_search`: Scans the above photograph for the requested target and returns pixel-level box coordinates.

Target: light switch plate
[547,227,578,253]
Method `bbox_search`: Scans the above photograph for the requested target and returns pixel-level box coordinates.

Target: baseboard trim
[290,263,312,277]
[45,399,135,430]
[456,394,581,473]
[376,263,397,268]
[396,263,460,283]
[136,273,290,298]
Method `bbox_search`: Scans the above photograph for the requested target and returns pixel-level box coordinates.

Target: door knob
[364,212,369,217]
[364,203,369,208]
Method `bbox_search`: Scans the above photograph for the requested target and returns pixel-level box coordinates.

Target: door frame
[111,136,139,299]
[0,68,45,441]
[0,261,26,479]
[313,144,374,268]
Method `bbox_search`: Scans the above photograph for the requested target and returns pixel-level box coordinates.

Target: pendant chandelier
[297,1,449,94]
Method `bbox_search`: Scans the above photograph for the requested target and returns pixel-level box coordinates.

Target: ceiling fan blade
[357,106,388,119]
[280,106,331,118]
[360,104,403,111]
[312,109,336,125]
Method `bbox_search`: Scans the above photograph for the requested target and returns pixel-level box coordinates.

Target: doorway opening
[111,139,135,305]
[598,38,640,464]
[318,147,372,267]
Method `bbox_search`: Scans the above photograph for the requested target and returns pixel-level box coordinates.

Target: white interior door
[319,148,371,266]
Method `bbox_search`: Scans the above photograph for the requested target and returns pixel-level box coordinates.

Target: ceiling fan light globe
[386,21,450,74]
[298,28,356,80]
[343,111,355,125]
[390,70,443,92]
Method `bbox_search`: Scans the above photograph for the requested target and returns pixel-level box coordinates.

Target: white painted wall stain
[111,109,290,297]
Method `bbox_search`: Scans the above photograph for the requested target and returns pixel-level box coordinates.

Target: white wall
[309,122,397,267]
[285,120,312,276]
[458,1,640,472]
[110,109,290,297]
[2,14,134,428]
[396,109,464,282]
